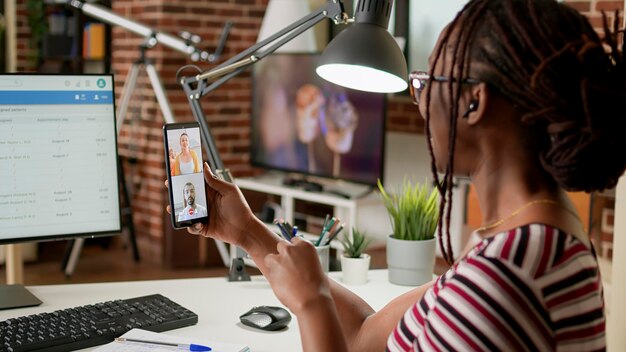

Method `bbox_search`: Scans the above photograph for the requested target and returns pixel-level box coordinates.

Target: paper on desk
[93,328,250,352]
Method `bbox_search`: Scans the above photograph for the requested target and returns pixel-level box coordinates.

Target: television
[250,53,386,188]
[0,74,120,309]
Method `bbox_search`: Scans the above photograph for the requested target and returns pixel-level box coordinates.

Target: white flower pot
[386,236,436,286]
[340,254,371,285]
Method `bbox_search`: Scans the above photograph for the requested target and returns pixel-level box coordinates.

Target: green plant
[26,0,47,64]
[339,227,372,258]
[377,178,439,241]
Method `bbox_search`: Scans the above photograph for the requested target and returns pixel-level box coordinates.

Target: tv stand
[282,176,324,193]
[280,174,372,200]
[237,174,366,229]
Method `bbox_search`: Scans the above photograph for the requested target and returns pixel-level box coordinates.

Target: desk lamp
[178,0,408,278]
[180,0,407,183]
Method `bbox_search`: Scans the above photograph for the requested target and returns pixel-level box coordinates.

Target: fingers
[166,205,171,214]
[203,163,232,194]
[187,222,204,236]
[291,236,314,250]
[264,253,278,269]
[291,236,306,245]
[164,179,169,188]
[275,239,291,254]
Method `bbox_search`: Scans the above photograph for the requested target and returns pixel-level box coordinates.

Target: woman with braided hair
[170,0,626,350]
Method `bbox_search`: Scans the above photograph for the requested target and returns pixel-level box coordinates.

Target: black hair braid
[426,19,452,265]
[426,10,456,265]
[465,0,626,192]
[425,0,488,265]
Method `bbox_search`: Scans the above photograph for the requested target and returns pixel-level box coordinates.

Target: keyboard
[0,294,198,352]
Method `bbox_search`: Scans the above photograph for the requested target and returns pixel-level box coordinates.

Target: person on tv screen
[171,133,201,176]
[295,84,325,173]
[177,182,207,221]
[169,0,626,350]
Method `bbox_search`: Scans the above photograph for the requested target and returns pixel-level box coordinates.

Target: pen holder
[315,245,330,273]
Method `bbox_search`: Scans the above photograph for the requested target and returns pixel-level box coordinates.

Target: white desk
[0,270,414,352]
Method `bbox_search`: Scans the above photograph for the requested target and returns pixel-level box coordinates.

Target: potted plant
[378,178,439,286]
[339,227,372,285]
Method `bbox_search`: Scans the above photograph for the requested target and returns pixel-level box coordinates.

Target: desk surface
[0,270,415,352]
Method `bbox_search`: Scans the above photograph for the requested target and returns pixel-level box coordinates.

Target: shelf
[39,1,112,74]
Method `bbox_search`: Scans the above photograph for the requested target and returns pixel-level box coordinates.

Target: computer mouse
[239,305,292,331]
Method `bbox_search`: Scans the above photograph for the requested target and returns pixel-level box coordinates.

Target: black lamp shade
[316,0,408,93]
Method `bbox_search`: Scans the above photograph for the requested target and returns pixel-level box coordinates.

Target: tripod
[117,43,175,129]
[62,43,230,276]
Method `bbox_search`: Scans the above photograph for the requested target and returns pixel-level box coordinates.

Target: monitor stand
[1,244,43,310]
[0,285,42,310]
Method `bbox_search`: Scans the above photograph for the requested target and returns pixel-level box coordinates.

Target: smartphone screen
[163,122,209,229]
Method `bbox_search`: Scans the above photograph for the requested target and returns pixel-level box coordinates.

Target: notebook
[93,328,250,352]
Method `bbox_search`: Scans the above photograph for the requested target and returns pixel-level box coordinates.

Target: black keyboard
[0,294,198,352]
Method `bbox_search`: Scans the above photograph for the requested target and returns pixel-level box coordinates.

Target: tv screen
[250,54,386,186]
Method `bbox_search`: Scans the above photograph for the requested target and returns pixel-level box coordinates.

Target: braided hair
[425,0,626,264]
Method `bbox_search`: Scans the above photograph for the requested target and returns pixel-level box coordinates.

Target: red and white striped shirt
[386,224,605,351]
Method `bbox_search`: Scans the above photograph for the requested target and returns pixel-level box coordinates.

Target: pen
[274,219,292,241]
[326,223,344,244]
[114,337,212,351]
[316,217,334,246]
[283,219,294,234]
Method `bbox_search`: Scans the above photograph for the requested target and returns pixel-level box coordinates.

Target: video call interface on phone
[165,124,208,228]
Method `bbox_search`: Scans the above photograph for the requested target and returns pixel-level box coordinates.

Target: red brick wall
[564,0,624,28]
[13,0,623,243]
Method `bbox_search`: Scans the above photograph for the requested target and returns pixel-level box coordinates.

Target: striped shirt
[386,224,605,351]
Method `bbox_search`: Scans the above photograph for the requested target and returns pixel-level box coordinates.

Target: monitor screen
[250,54,386,186]
[0,74,121,244]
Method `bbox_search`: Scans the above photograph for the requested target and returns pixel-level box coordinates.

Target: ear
[463,82,489,126]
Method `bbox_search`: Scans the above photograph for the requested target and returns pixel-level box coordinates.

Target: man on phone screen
[177,182,207,221]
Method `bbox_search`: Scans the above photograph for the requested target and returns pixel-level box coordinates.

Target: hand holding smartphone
[163,122,209,229]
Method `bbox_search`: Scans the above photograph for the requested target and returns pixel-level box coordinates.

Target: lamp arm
[180,0,348,180]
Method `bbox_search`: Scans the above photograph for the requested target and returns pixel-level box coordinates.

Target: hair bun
[540,77,626,192]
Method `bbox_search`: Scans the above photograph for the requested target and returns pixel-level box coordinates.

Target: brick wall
[565,0,624,28]
[13,0,622,244]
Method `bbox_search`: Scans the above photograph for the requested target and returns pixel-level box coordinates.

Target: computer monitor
[0,74,120,309]
[250,53,386,188]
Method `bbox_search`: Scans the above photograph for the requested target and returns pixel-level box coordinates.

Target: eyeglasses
[408,71,481,105]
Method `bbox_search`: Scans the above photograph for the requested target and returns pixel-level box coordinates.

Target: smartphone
[163,122,209,229]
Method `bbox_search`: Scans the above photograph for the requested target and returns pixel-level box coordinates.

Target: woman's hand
[166,163,257,247]
[264,237,330,315]
[265,237,348,352]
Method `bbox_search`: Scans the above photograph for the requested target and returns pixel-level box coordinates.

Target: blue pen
[275,222,292,241]
[283,220,294,234]
[115,337,211,351]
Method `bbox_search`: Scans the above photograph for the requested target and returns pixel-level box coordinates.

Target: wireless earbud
[462,100,479,118]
